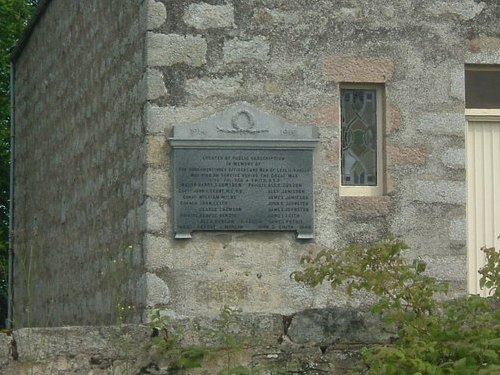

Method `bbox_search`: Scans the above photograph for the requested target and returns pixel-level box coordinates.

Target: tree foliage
[292,239,500,375]
[0,0,38,327]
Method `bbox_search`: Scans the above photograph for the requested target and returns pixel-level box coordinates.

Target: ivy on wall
[0,0,38,327]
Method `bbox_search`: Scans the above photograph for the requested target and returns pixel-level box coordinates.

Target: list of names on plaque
[174,148,313,237]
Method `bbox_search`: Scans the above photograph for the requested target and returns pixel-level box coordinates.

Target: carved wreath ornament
[216,110,269,133]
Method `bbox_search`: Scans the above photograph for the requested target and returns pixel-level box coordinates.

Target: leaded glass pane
[341,89,377,186]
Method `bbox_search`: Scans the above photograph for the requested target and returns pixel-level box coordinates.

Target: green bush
[146,309,207,370]
[292,239,500,375]
[146,306,263,374]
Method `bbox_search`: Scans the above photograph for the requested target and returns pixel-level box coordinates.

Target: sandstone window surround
[339,84,385,197]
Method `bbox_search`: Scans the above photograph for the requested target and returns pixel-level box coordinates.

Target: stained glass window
[341,88,378,186]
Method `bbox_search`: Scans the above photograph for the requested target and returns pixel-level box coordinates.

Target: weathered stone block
[144,68,167,101]
[418,113,465,136]
[340,196,391,219]
[449,217,466,242]
[450,67,465,100]
[145,103,170,134]
[467,36,500,55]
[223,37,270,64]
[183,3,235,30]
[412,180,466,204]
[159,312,284,348]
[141,198,168,233]
[442,148,465,169]
[146,32,207,67]
[185,76,242,102]
[145,135,167,166]
[144,104,215,133]
[386,101,402,134]
[314,104,339,127]
[143,168,170,198]
[326,139,340,165]
[323,56,394,83]
[144,233,168,271]
[425,0,485,20]
[287,308,391,346]
[137,272,170,307]
[253,8,302,25]
[422,255,467,281]
[386,144,428,166]
[13,326,151,361]
[0,333,11,365]
[335,7,362,20]
[145,0,167,30]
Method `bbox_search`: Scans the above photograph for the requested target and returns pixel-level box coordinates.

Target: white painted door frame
[466,109,500,296]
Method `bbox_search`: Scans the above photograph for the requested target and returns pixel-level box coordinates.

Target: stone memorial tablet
[169,102,318,239]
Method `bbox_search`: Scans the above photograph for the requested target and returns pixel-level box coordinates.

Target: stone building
[9,0,500,328]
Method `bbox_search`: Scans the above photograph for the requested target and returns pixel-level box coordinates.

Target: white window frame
[465,108,500,121]
[339,84,385,197]
[465,108,500,296]
[465,64,500,296]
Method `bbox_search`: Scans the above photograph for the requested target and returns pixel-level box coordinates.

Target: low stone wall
[0,308,389,374]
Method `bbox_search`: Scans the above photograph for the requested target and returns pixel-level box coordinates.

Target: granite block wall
[0,309,381,374]
[140,0,500,319]
[12,0,147,326]
[11,0,500,326]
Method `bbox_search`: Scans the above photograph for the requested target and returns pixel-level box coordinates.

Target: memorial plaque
[169,102,318,239]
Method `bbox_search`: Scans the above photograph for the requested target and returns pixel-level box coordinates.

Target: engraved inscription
[190,128,207,136]
[174,149,313,235]
[281,128,297,136]
[169,102,318,239]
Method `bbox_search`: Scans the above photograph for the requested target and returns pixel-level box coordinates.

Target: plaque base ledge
[296,233,314,240]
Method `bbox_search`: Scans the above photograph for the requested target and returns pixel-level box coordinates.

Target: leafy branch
[292,239,500,375]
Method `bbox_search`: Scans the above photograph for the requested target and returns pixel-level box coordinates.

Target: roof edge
[10,0,53,63]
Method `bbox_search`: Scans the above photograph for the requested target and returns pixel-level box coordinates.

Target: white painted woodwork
[466,112,500,296]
